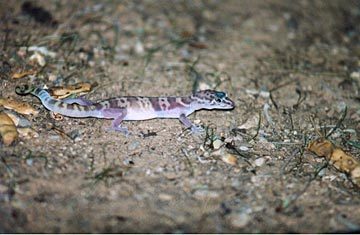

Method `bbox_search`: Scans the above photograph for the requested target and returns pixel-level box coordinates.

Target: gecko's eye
[215,92,226,99]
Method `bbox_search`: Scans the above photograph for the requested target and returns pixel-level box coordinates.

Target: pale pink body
[27,88,235,135]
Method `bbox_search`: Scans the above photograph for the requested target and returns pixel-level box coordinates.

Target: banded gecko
[15,85,235,135]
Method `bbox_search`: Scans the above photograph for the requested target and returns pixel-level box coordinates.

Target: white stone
[254,158,265,167]
[239,146,249,151]
[228,212,251,228]
[212,139,223,150]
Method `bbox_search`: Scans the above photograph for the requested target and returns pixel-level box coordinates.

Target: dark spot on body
[48,99,57,105]
[109,99,119,108]
[181,97,192,105]
[57,102,65,108]
[167,97,176,104]
[94,103,103,110]
[168,97,185,109]
[150,98,161,111]
[67,104,74,110]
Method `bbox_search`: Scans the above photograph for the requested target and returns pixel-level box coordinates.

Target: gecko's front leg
[179,113,204,134]
[101,108,129,136]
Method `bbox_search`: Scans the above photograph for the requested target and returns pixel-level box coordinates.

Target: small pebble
[0,184,7,193]
[180,48,191,60]
[68,129,81,141]
[88,61,95,67]
[228,212,251,228]
[128,140,140,151]
[26,158,33,166]
[212,139,223,150]
[164,172,178,180]
[259,90,270,98]
[48,73,57,82]
[231,179,241,188]
[318,168,327,177]
[251,175,268,186]
[238,116,259,130]
[221,153,237,165]
[155,166,164,173]
[193,119,201,125]
[158,193,173,201]
[323,175,337,181]
[49,135,60,140]
[17,127,39,139]
[350,71,360,80]
[17,47,27,57]
[193,189,220,200]
[254,158,265,167]
[135,40,144,55]
[29,52,46,67]
[0,184,10,202]
[239,146,249,151]
[28,46,56,58]
[199,82,211,90]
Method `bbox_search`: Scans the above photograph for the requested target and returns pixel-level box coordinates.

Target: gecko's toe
[105,126,130,136]
[190,125,204,135]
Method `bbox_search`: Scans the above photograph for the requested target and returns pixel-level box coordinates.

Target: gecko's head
[15,84,36,96]
[191,90,235,110]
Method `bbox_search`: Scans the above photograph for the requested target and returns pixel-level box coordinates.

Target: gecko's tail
[15,85,36,96]
[15,85,49,100]
[16,84,101,118]
[16,85,52,107]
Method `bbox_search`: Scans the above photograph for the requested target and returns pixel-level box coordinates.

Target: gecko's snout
[219,96,235,110]
[225,97,235,109]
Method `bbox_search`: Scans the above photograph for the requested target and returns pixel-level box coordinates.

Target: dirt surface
[1,0,360,233]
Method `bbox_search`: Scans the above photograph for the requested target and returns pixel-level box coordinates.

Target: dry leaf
[0,112,18,146]
[330,148,359,174]
[307,138,334,158]
[351,167,360,186]
[49,82,94,99]
[0,98,39,115]
[308,138,360,187]
[3,110,31,127]
[11,70,37,79]
[189,42,208,49]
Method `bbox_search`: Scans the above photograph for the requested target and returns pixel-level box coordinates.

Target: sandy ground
[0,0,360,233]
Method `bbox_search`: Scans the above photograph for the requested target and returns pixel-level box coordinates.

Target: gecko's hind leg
[62,97,95,106]
[101,108,129,136]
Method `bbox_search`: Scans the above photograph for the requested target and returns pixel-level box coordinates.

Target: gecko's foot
[190,125,204,135]
[105,126,130,136]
